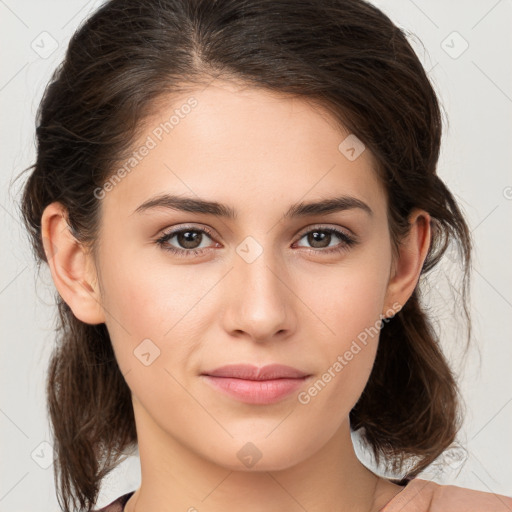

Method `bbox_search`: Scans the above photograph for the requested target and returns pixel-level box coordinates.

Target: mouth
[200,364,311,405]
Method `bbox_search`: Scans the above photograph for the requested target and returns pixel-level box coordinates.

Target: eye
[155,225,217,257]
[294,226,357,254]
[155,225,357,257]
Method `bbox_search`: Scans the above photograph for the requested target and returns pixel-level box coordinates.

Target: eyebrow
[133,193,373,219]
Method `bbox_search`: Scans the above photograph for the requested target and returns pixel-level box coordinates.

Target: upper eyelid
[159,224,216,239]
[296,224,354,238]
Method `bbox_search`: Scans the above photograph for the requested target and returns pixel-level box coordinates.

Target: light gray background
[1,0,511,510]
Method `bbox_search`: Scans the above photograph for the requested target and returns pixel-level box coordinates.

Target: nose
[222,245,296,343]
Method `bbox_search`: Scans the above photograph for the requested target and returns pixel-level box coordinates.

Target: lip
[204,364,309,380]
[201,364,311,405]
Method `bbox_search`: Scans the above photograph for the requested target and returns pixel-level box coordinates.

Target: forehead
[99,80,386,220]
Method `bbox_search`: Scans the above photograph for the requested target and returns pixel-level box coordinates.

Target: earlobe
[383,209,431,315]
[41,202,106,325]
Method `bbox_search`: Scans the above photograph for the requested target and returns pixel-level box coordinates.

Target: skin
[41,80,431,512]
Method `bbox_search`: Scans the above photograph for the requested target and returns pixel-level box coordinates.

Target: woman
[17,0,512,511]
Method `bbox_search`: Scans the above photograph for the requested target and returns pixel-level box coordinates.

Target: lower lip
[202,376,308,404]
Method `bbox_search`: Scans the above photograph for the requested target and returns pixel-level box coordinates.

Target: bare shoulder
[378,477,512,512]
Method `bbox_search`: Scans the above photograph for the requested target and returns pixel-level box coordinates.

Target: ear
[383,209,431,316]
[41,202,106,325]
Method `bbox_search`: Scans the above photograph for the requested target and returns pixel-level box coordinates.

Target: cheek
[97,243,218,394]
[302,247,391,342]
[315,276,384,379]
[96,242,184,371]
[296,246,391,406]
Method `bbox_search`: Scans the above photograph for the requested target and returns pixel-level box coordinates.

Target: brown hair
[15,0,472,510]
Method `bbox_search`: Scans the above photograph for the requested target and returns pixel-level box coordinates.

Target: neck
[125,402,385,512]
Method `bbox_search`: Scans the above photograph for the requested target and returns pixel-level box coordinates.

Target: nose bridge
[226,234,292,338]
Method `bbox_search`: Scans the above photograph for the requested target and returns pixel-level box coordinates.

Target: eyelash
[155,224,357,258]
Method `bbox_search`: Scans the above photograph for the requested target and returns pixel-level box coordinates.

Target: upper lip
[202,364,309,380]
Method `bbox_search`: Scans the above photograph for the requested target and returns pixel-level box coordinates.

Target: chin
[203,437,317,473]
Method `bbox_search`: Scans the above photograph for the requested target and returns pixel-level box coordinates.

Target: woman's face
[93,80,399,471]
